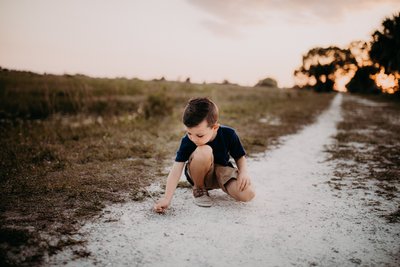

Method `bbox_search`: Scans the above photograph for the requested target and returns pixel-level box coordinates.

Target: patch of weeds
[377,183,398,192]
[143,93,173,119]
[325,180,344,190]
[72,249,91,258]
[31,148,59,164]
[0,227,43,267]
[381,207,400,223]
[374,189,396,199]
[74,201,105,218]
[333,170,347,179]
[370,169,400,182]
[56,237,85,248]
[130,188,162,201]
[130,142,155,159]
[0,228,31,247]
[130,189,148,201]
[47,236,86,256]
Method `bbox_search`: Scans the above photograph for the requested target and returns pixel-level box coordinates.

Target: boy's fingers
[241,180,246,191]
[241,179,250,191]
[154,206,165,213]
[242,180,247,191]
[154,204,162,212]
[239,179,245,191]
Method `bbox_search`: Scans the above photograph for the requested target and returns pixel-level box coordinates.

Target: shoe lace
[193,188,209,197]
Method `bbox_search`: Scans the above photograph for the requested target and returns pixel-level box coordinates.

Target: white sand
[47,94,399,266]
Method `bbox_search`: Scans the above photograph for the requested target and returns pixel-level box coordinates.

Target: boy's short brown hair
[183,97,219,128]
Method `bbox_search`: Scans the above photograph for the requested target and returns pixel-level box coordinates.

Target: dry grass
[0,69,334,266]
[326,94,400,223]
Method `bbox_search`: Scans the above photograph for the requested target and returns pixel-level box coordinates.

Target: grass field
[0,69,334,266]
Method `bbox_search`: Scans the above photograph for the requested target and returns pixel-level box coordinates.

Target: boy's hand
[237,171,251,192]
[154,198,170,213]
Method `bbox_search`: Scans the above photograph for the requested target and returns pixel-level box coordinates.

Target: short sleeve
[175,135,196,162]
[228,129,246,160]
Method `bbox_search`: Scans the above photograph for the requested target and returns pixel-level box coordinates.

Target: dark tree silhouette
[294,46,356,92]
[370,13,400,75]
[346,65,380,94]
[256,77,278,87]
[346,41,381,94]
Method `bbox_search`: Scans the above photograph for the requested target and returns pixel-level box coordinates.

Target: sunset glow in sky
[1,0,399,87]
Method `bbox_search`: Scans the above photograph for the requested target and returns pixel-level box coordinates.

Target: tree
[370,13,400,75]
[348,41,371,67]
[255,77,278,88]
[294,46,356,92]
[346,66,380,94]
[346,41,382,94]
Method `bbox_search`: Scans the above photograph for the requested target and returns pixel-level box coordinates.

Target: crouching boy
[154,97,255,213]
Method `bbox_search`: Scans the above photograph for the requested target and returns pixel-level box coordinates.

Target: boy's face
[186,119,219,146]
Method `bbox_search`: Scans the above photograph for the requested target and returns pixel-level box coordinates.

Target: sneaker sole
[193,199,212,207]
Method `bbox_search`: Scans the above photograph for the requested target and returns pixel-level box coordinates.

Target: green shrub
[143,93,173,119]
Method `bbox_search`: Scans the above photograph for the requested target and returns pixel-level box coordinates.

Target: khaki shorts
[184,153,238,193]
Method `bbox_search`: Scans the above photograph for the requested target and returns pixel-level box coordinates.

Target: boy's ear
[213,123,220,130]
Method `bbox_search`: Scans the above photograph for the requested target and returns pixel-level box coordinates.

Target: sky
[0,0,399,88]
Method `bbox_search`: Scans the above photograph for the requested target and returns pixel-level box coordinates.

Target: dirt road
[48,94,399,266]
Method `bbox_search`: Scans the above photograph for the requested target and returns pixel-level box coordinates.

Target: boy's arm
[235,155,248,174]
[234,156,251,191]
[154,161,185,213]
[163,161,185,202]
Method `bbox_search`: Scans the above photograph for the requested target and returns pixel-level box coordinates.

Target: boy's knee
[193,145,213,161]
[236,188,256,202]
[244,188,256,202]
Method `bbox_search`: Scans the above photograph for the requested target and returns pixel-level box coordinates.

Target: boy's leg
[215,165,255,202]
[187,145,214,207]
[224,179,255,202]
[188,145,213,188]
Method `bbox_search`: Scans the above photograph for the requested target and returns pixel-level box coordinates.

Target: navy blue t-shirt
[175,125,246,166]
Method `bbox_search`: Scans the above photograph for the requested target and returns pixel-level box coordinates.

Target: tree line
[294,12,400,95]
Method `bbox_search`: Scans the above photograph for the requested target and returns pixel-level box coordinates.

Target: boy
[154,97,255,213]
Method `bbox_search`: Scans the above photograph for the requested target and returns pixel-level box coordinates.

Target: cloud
[200,19,244,39]
[188,0,267,27]
[187,0,400,37]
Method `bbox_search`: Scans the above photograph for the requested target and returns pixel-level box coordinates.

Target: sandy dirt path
[48,94,399,266]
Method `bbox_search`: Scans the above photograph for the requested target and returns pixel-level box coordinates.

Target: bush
[256,77,278,88]
[346,66,380,94]
[143,93,173,119]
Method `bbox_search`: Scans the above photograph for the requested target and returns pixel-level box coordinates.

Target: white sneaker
[193,188,212,207]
